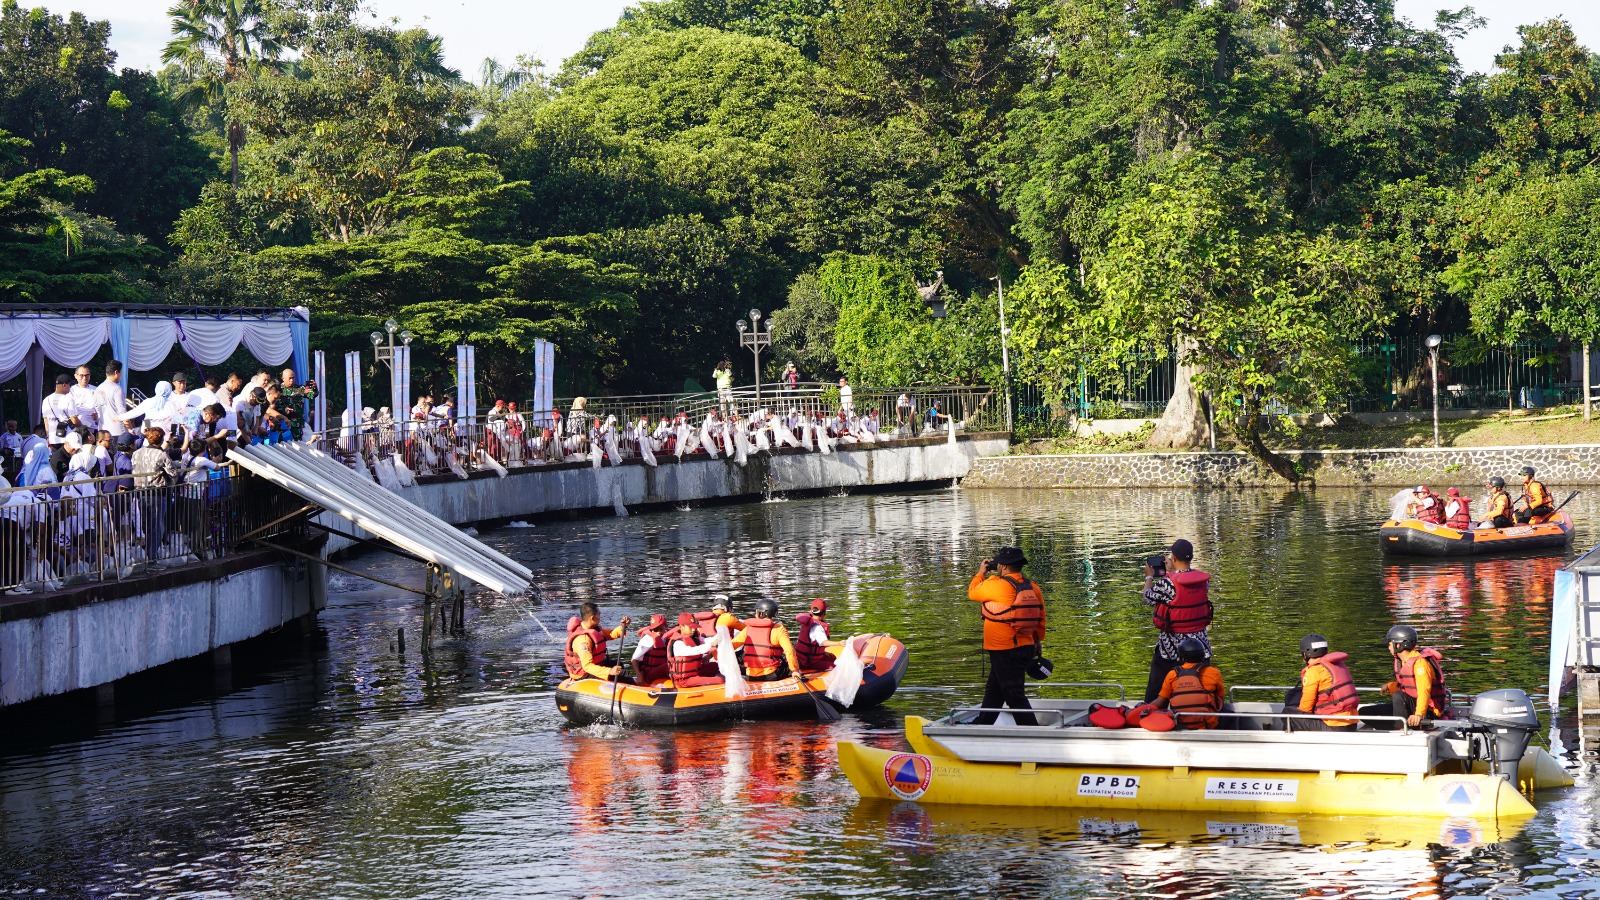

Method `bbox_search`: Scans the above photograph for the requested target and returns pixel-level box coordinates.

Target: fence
[0,466,307,595]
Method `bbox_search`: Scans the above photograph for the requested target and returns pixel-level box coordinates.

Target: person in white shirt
[189,374,220,412]
[667,613,724,687]
[41,375,77,446]
[164,373,199,442]
[69,365,100,433]
[838,376,854,416]
[0,420,22,480]
[96,361,128,437]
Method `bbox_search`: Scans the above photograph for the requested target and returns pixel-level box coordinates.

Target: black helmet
[1176,638,1207,663]
[1300,633,1329,659]
[1385,624,1418,650]
[753,598,778,618]
[1489,476,1505,489]
[1520,466,1536,477]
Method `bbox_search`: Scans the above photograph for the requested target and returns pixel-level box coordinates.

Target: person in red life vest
[1143,539,1212,702]
[968,545,1046,726]
[667,613,724,688]
[794,598,846,673]
[1442,488,1473,530]
[742,599,801,681]
[1407,485,1444,524]
[630,614,673,684]
[1152,638,1225,730]
[1364,624,1449,728]
[564,602,631,681]
[1286,633,1359,732]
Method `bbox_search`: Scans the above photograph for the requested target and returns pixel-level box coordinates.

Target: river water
[3,488,1599,898]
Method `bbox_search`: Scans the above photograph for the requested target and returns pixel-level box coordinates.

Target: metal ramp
[228,441,533,596]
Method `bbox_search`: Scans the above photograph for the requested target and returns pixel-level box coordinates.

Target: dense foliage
[0,0,1597,474]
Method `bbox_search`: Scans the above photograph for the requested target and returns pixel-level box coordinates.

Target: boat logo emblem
[1439,781,1480,812]
[883,753,933,801]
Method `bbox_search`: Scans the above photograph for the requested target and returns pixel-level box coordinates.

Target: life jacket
[1414,493,1443,524]
[741,618,785,672]
[1153,570,1212,634]
[980,575,1045,647]
[636,624,670,679]
[794,613,834,672]
[694,610,721,639]
[1445,497,1472,530]
[1168,662,1221,729]
[1394,647,1449,715]
[1303,652,1359,719]
[668,628,706,684]
[563,616,610,679]
[1526,480,1552,509]
[1487,491,1512,521]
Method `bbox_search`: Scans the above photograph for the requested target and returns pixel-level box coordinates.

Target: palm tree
[162,0,282,189]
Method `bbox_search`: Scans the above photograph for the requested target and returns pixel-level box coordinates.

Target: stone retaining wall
[962,444,1600,489]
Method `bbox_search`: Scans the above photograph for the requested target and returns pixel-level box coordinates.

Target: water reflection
[1,488,1597,898]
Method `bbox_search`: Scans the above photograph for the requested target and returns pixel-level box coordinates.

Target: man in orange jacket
[968,546,1046,725]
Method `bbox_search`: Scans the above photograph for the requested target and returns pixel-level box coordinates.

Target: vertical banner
[456,344,468,434]
[467,345,477,426]
[533,339,555,427]
[313,350,327,436]
[343,351,361,449]
[395,344,411,448]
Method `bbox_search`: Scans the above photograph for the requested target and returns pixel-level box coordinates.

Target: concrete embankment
[963,444,1600,489]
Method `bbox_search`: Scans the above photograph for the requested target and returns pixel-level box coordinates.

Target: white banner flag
[343,351,361,449]
[313,350,327,435]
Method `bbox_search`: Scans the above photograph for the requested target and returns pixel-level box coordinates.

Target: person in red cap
[1442,488,1472,530]
[1407,485,1443,524]
[630,614,673,684]
[794,598,846,672]
[667,612,724,688]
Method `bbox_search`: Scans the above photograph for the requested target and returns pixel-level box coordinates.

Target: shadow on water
[2,487,1599,898]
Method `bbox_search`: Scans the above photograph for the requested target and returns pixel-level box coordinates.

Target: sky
[27,0,1600,83]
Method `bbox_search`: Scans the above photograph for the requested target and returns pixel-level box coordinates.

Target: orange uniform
[570,624,628,679]
[1160,663,1225,729]
[968,572,1046,651]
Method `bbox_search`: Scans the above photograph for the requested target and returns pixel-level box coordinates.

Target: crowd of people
[1404,467,1557,529]
[563,596,845,690]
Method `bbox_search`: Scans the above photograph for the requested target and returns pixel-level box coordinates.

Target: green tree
[162,0,283,189]
[769,270,838,378]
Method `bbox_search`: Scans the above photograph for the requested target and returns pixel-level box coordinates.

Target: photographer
[967,546,1046,726]
[1142,539,1214,703]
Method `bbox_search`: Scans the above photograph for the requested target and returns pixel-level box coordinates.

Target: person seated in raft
[564,602,632,682]
[741,598,802,682]
[668,613,724,688]
[1359,624,1450,729]
[1152,638,1225,730]
[1284,634,1358,732]
[794,598,846,673]
[630,614,673,685]
[1442,488,1472,530]
[1514,466,1555,524]
[1406,485,1443,524]
[1479,477,1514,529]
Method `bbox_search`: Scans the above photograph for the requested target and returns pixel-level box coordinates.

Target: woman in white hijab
[58,446,103,576]
[121,381,175,434]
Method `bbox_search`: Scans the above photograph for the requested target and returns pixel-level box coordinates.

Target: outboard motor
[1468,689,1540,790]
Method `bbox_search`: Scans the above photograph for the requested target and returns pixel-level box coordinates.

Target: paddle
[798,669,842,723]
[1554,490,1581,512]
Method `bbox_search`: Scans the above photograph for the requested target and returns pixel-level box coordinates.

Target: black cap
[55,374,72,385]
[1169,539,1194,561]
[1521,466,1536,477]
[112,434,135,451]
[994,546,1027,567]
[171,372,187,382]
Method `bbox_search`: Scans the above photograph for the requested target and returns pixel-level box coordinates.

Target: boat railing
[948,707,1074,726]
[1028,682,1128,701]
[1225,684,1392,704]
[1172,709,1417,733]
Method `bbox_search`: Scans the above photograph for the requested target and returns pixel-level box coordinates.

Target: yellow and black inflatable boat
[1379,511,1573,556]
[555,634,908,727]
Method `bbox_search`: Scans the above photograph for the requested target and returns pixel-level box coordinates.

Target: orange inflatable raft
[1379,511,1573,556]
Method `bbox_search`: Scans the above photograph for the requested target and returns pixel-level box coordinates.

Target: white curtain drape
[176,319,245,365]
[33,317,108,366]
[0,314,299,377]
[127,319,177,371]
[239,321,294,364]
[0,321,34,377]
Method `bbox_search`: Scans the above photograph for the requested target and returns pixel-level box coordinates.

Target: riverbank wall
[0,548,326,707]
[962,444,1600,489]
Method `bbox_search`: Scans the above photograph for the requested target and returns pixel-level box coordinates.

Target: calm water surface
[3,487,1599,898]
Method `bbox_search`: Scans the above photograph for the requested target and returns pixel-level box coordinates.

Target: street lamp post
[1426,334,1442,448]
[991,274,1014,434]
[736,308,772,402]
[371,318,415,373]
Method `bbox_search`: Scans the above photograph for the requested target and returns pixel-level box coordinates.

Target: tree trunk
[228,120,244,190]
[1235,394,1301,484]
[1147,339,1212,450]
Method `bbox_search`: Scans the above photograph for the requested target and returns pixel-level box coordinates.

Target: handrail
[947,706,1071,725]
[1226,683,1391,704]
[0,464,225,496]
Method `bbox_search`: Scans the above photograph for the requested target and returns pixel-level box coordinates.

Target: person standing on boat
[742,599,801,682]
[564,603,632,682]
[1479,477,1514,529]
[1153,638,1224,730]
[1286,634,1358,732]
[1143,539,1213,703]
[969,546,1045,726]
[1514,467,1554,523]
[1361,625,1449,728]
[668,613,724,687]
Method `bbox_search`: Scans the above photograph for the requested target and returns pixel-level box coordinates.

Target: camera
[1145,554,1166,575]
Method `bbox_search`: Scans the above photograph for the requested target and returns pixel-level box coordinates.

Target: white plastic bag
[824,637,866,707]
[716,629,747,699]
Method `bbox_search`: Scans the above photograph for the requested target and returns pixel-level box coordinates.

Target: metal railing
[0,466,307,595]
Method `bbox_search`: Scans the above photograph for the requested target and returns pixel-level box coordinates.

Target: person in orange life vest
[1479,477,1513,529]
[1442,488,1473,531]
[1152,638,1225,730]
[630,614,672,684]
[794,598,846,672]
[742,598,801,681]
[1360,624,1449,729]
[667,613,724,688]
[968,546,1046,726]
[564,602,632,681]
[1284,633,1359,732]
[1407,485,1443,524]
[1514,466,1555,523]
[1143,539,1212,703]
